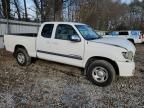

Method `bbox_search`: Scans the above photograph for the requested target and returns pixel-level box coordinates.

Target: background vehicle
[95,30,106,36]
[103,30,144,44]
[4,22,136,87]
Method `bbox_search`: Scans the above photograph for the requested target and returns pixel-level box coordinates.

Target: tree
[32,0,64,21]
[13,0,21,20]
[70,0,129,30]
[24,0,28,20]
[0,1,4,17]
[129,0,144,31]
[1,0,10,18]
[55,0,63,21]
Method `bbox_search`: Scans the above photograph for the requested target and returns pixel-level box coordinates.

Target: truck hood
[90,37,136,53]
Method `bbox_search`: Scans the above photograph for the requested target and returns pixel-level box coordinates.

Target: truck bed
[4,34,37,57]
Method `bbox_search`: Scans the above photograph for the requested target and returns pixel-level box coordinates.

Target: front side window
[41,24,54,38]
[55,24,78,40]
[75,25,100,40]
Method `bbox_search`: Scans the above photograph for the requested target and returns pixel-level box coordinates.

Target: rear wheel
[87,60,116,87]
[15,48,31,66]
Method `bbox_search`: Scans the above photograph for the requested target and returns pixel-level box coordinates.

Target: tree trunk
[24,0,28,20]
[14,0,21,20]
[55,0,63,21]
[1,0,10,18]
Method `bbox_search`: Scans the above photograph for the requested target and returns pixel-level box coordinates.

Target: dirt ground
[0,44,144,108]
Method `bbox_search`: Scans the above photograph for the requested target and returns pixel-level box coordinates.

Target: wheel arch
[85,56,119,76]
[14,45,27,56]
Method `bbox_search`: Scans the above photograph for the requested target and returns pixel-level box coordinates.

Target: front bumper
[117,61,135,76]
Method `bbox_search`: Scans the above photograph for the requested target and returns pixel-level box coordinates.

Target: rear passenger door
[36,24,55,59]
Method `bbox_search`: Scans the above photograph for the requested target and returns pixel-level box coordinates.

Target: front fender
[83,42,127,67]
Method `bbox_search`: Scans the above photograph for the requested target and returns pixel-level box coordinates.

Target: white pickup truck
[4,22,136,87]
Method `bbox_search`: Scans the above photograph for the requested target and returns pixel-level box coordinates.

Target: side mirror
[69,35,81,42]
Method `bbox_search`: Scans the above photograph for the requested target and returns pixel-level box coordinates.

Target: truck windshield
[75,25,101,40]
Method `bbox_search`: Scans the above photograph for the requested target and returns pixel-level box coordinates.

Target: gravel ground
[0,44,144,108]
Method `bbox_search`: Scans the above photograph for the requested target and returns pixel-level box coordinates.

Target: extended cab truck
[4,22,136,87]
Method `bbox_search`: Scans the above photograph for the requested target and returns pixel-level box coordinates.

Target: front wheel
[15,48,31,66]
[87,60,116,87]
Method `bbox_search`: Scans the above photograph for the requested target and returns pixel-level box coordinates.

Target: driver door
[50,24,84,67]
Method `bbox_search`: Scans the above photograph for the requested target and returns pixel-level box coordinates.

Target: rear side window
[41,24,54,38]
[119,32,128,35]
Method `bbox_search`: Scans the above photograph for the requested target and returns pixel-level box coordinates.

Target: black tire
[87,60,116,87]
[15,48,31,66]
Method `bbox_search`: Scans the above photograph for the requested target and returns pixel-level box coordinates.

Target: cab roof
[42,22,86,25]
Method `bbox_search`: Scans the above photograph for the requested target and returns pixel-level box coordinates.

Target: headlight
[122,51,133,60]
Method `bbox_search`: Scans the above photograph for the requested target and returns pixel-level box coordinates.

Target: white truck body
[5,35,36,57]
[4,22,136,86]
